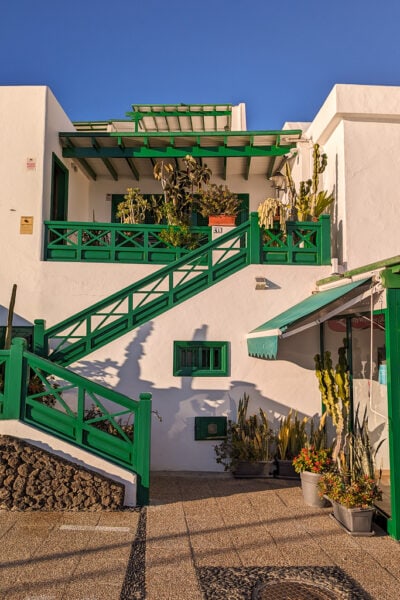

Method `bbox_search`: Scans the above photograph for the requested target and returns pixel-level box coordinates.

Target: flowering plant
[318,472,382,508]
[292,446,332,474]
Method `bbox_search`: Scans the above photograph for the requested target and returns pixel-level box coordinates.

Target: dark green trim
[50,153,69,221]
[317,255,400,287]
[173,341,229,377]
[61,129,302,138]
[385,289,400,539]
[0,326,33,351]
[62,144,293,160]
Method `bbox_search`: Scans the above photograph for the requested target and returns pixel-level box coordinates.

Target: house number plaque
[20,216,34,234]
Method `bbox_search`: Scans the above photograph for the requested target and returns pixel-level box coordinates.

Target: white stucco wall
[306,84,400,271]
[63,263,330,471]
[2,83,397,473]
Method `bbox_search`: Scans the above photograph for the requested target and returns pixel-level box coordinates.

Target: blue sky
[2,0,400,129]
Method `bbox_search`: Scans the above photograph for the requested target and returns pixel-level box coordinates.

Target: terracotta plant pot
[208,215,236,227]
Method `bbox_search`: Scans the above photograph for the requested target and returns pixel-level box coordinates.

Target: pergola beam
[63,144,293,160]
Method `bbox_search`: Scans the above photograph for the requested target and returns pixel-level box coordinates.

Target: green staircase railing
[35,216,260,366]
[44,221,211,264]
[0,338,152,505]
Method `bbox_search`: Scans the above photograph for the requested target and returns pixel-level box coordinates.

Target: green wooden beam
[62,144,292,160]
[244,156,251,181]
[61,129,302,140]
[266,155,277,179]
[77,158,97,181]
[92,138,118,180]
[118,138,139,180]
[62,138,97,180]
[125,158,139,180]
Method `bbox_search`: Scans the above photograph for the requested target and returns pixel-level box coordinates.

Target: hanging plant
[257,198,290,233]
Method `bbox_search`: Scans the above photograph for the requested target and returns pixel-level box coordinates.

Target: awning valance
[247,278,375,359]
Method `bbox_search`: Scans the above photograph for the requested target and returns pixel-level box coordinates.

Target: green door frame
[384,286,400,539]
[51,153,69,221]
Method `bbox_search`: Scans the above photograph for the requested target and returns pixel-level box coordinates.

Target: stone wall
[0,435,125,510]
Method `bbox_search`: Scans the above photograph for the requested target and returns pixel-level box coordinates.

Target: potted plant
[198,183,241,226]
[285,143,334,221]
[315,342,384,533]
[116,188,155,225]
[292,446,333,507]
[275,409,308,479]
[153,155,211,247]
[257,197,291,234]
[214,393,276,477]
[318,406,383,535]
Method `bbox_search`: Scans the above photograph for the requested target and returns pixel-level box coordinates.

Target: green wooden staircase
[34,217,261,366]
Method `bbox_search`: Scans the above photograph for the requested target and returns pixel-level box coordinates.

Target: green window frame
[173,341,229,376]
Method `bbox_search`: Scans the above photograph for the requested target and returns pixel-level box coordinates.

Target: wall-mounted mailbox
[194,416,227,441]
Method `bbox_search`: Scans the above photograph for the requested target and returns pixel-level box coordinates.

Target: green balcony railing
[44,221,211,264]
[44,215,330,266]
[261,215,331,265]
[0,339,152,504]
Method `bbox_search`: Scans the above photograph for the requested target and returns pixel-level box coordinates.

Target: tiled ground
[1,473,400,599]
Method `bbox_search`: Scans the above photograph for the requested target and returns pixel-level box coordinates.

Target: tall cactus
[314,340,350,462]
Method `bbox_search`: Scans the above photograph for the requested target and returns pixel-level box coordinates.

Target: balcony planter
[329,499,375,536]
[233,460,276,478]
[208,215,236,227]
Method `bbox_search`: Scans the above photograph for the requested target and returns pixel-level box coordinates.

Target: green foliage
[314,340,350,462]
[159,225,199,249]
[153,155,211,227]
[276,408,308,460]
[84,404,134,441]
[318,471,382,508]
[286,143,334,221]
[116,188,160,225]
[27,372,58,407]
[307,412,328,450]
[257,197,291,234]
[314,342,384,505]
[198,184,241,217]
[292,446,333,474]
[214,393,275,471]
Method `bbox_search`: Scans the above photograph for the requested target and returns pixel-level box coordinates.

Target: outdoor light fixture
[269,171,287,192]
[255,277,268,290]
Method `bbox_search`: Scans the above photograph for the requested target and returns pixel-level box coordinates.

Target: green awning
[247,279,371,359]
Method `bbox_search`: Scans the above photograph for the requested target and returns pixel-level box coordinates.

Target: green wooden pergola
[61,103,301,182]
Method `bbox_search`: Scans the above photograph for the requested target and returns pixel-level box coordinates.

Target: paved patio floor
[1,472,400,599]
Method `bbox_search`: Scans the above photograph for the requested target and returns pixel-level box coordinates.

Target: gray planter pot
[275,459,300,480]
[300,471,329,507]
[331,500,375,535]
[233,460,276,478]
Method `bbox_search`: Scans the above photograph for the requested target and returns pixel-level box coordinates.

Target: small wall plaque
[195,416,227,440]
[20,216,34,234]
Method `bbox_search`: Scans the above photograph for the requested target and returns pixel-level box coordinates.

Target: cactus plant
[214,393,276,472]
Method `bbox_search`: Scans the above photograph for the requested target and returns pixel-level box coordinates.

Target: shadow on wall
[71,321,312,470]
